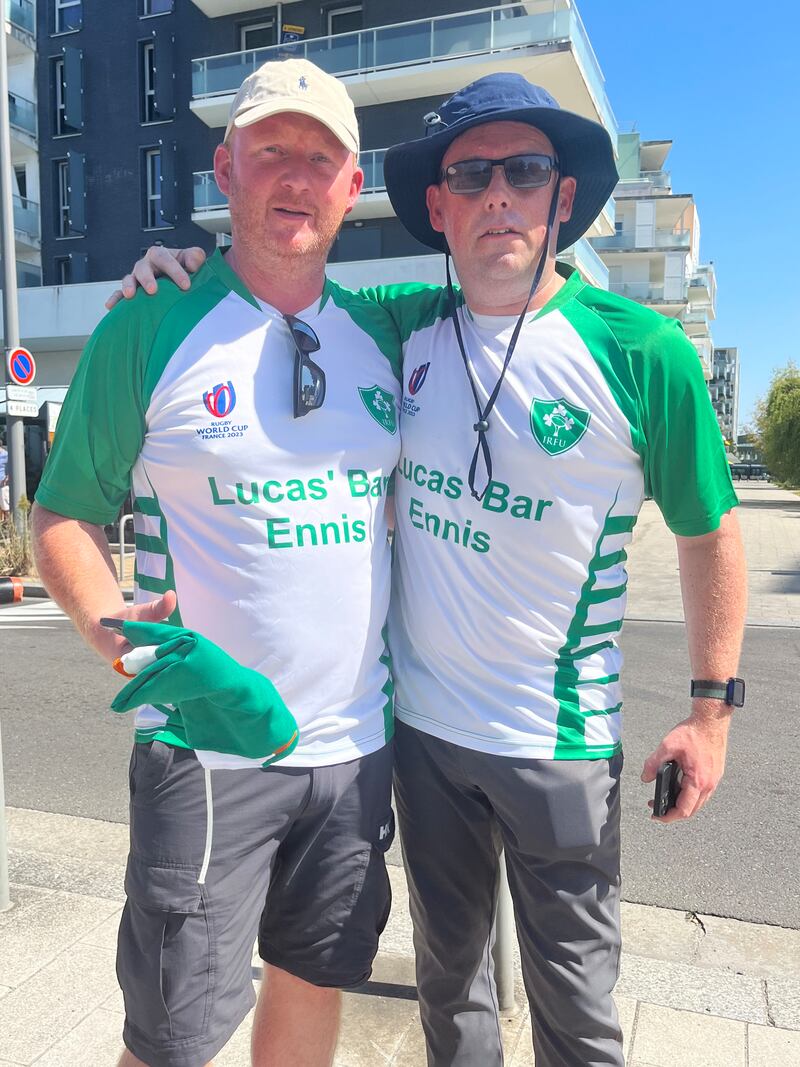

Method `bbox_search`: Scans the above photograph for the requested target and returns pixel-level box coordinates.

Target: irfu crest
[359,385,397,435]
[530,398,590,456]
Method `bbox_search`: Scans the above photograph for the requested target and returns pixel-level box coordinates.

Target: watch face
[728,678,746,707]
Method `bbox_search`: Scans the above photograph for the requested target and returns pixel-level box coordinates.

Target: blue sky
[579,0,800,429]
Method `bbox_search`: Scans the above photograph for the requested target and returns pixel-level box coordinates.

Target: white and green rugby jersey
[370,266,737,761]
[36,250,402,769]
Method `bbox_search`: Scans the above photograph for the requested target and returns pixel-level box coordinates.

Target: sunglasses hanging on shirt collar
[285,314,325,418]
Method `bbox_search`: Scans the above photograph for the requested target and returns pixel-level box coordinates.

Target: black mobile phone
[99,617,125,631]
[653,760,682,817]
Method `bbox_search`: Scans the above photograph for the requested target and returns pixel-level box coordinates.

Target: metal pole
[0,18,20,914]
[493,852,517,1014]
[0,12,25,540]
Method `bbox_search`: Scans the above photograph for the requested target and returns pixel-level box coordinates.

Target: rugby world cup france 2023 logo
[203,381,237,419]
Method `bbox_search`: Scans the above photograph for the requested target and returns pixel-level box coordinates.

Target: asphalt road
[1,603,798,927]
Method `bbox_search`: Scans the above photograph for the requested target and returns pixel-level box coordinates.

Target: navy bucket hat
[383,74,618,254]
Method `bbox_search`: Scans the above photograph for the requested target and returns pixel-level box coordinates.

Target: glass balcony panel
[374,21,432,69]
[7,0,34,34]
[432,10,490,57]
[359,148,386,191]
[13,194,39,240]
[16,260,41,287]
[8,91,36,135]
[193,171,227,211]
[492,4,569,49]
[306,32,362,75]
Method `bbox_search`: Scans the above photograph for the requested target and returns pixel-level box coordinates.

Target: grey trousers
[394,721,625,1067]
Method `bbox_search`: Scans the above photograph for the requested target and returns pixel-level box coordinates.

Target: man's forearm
[676,508,747,721]
[31,503,127,662]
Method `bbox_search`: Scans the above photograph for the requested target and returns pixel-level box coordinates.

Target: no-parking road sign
[7,347,36,386]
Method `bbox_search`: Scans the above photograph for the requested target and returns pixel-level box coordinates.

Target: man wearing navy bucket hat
[115,69,746,1067]
[377,73,745,1067]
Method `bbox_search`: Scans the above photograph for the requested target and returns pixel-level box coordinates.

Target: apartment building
[7,0,41,288]
[709,346,739,445]
[589,132,716,377]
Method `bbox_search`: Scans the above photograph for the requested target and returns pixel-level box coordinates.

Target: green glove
[111,621,299,766]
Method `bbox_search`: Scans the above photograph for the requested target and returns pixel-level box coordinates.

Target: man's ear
[558,177,577,224]
[343,162,365,216]
[426,183,446,234]
[214,142,233,197]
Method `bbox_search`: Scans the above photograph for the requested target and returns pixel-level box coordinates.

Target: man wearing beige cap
[32,58,401,1067]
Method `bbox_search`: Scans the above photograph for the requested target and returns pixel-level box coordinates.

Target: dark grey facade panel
[62,45,84,129]
[36,0,478,284]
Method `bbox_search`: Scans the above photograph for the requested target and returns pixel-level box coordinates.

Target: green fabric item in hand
[111,621,299,766]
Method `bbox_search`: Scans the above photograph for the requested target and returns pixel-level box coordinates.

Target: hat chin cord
[444,175,562,500]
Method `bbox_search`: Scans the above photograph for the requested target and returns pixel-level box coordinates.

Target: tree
[755,363,800,485]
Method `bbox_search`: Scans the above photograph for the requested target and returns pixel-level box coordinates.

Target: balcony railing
[617,169,670,193]
[8,90,36,136]
[609,281,687,303]
[558,235,608,288]
[16,260,41,288]
[193,171,227,212]
[192,2,617,143]
[591,228,691,251]
[13,194,39,240]
[7,0,34,34]
[194,149,389,213]
[360,148,387,191]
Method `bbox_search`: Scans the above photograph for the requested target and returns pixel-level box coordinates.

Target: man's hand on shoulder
[641,704,731,824]
[105,246,207,310]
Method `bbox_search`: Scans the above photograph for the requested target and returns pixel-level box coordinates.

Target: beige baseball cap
[224,58,359,154]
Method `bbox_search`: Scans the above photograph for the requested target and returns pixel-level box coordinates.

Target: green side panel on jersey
[325,278,404,382]
[379,623,395,742]
[559,286,738,536]
[552,501,632,760]
[35,251,239,526]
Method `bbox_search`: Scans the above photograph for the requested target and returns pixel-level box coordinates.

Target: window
[142,0,172,13]
[57,159,70,236]
[55,0,81,33]
[55,255,71,284]
[141,41,157,121]
[328,4,363,35]
[14,165,27,201]
[241,19,277,51]
[144,148,163,228]
[53,53,82,135]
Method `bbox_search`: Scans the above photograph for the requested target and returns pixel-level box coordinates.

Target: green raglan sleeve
[358,282,457,348]
[633,317,738,536]
[35,300,151,525]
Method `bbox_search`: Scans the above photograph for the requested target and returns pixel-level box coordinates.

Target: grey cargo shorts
[117,740,395,1067]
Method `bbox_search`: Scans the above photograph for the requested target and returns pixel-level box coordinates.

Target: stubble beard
[229,180,344,276]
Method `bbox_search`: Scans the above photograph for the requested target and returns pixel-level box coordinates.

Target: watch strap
[690,678,745,707]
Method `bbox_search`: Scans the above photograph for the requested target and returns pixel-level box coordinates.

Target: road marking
[0,599,69,627]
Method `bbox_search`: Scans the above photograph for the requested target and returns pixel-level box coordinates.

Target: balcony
[190,2,617,149]
[591,228,691,252]
[13,193,39,246]
[616,169,671,196]
[609,281,687,306]
[8,90,36,141]
[193,147,395,233]
[688,263,716,307]
[189,0,301,16]
[6,0,35,56]
[16,259,41,288]
[558,236,608,289]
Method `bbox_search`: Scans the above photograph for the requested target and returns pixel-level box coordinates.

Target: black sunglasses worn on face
[439,153,558,195]
[285,314,325,418]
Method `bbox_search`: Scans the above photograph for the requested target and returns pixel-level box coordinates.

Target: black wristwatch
[690,678,746,707]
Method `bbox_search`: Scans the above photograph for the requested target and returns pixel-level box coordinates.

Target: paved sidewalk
[2,481,798,1065]
[1,807,799,1066]
[625,483,800,627]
